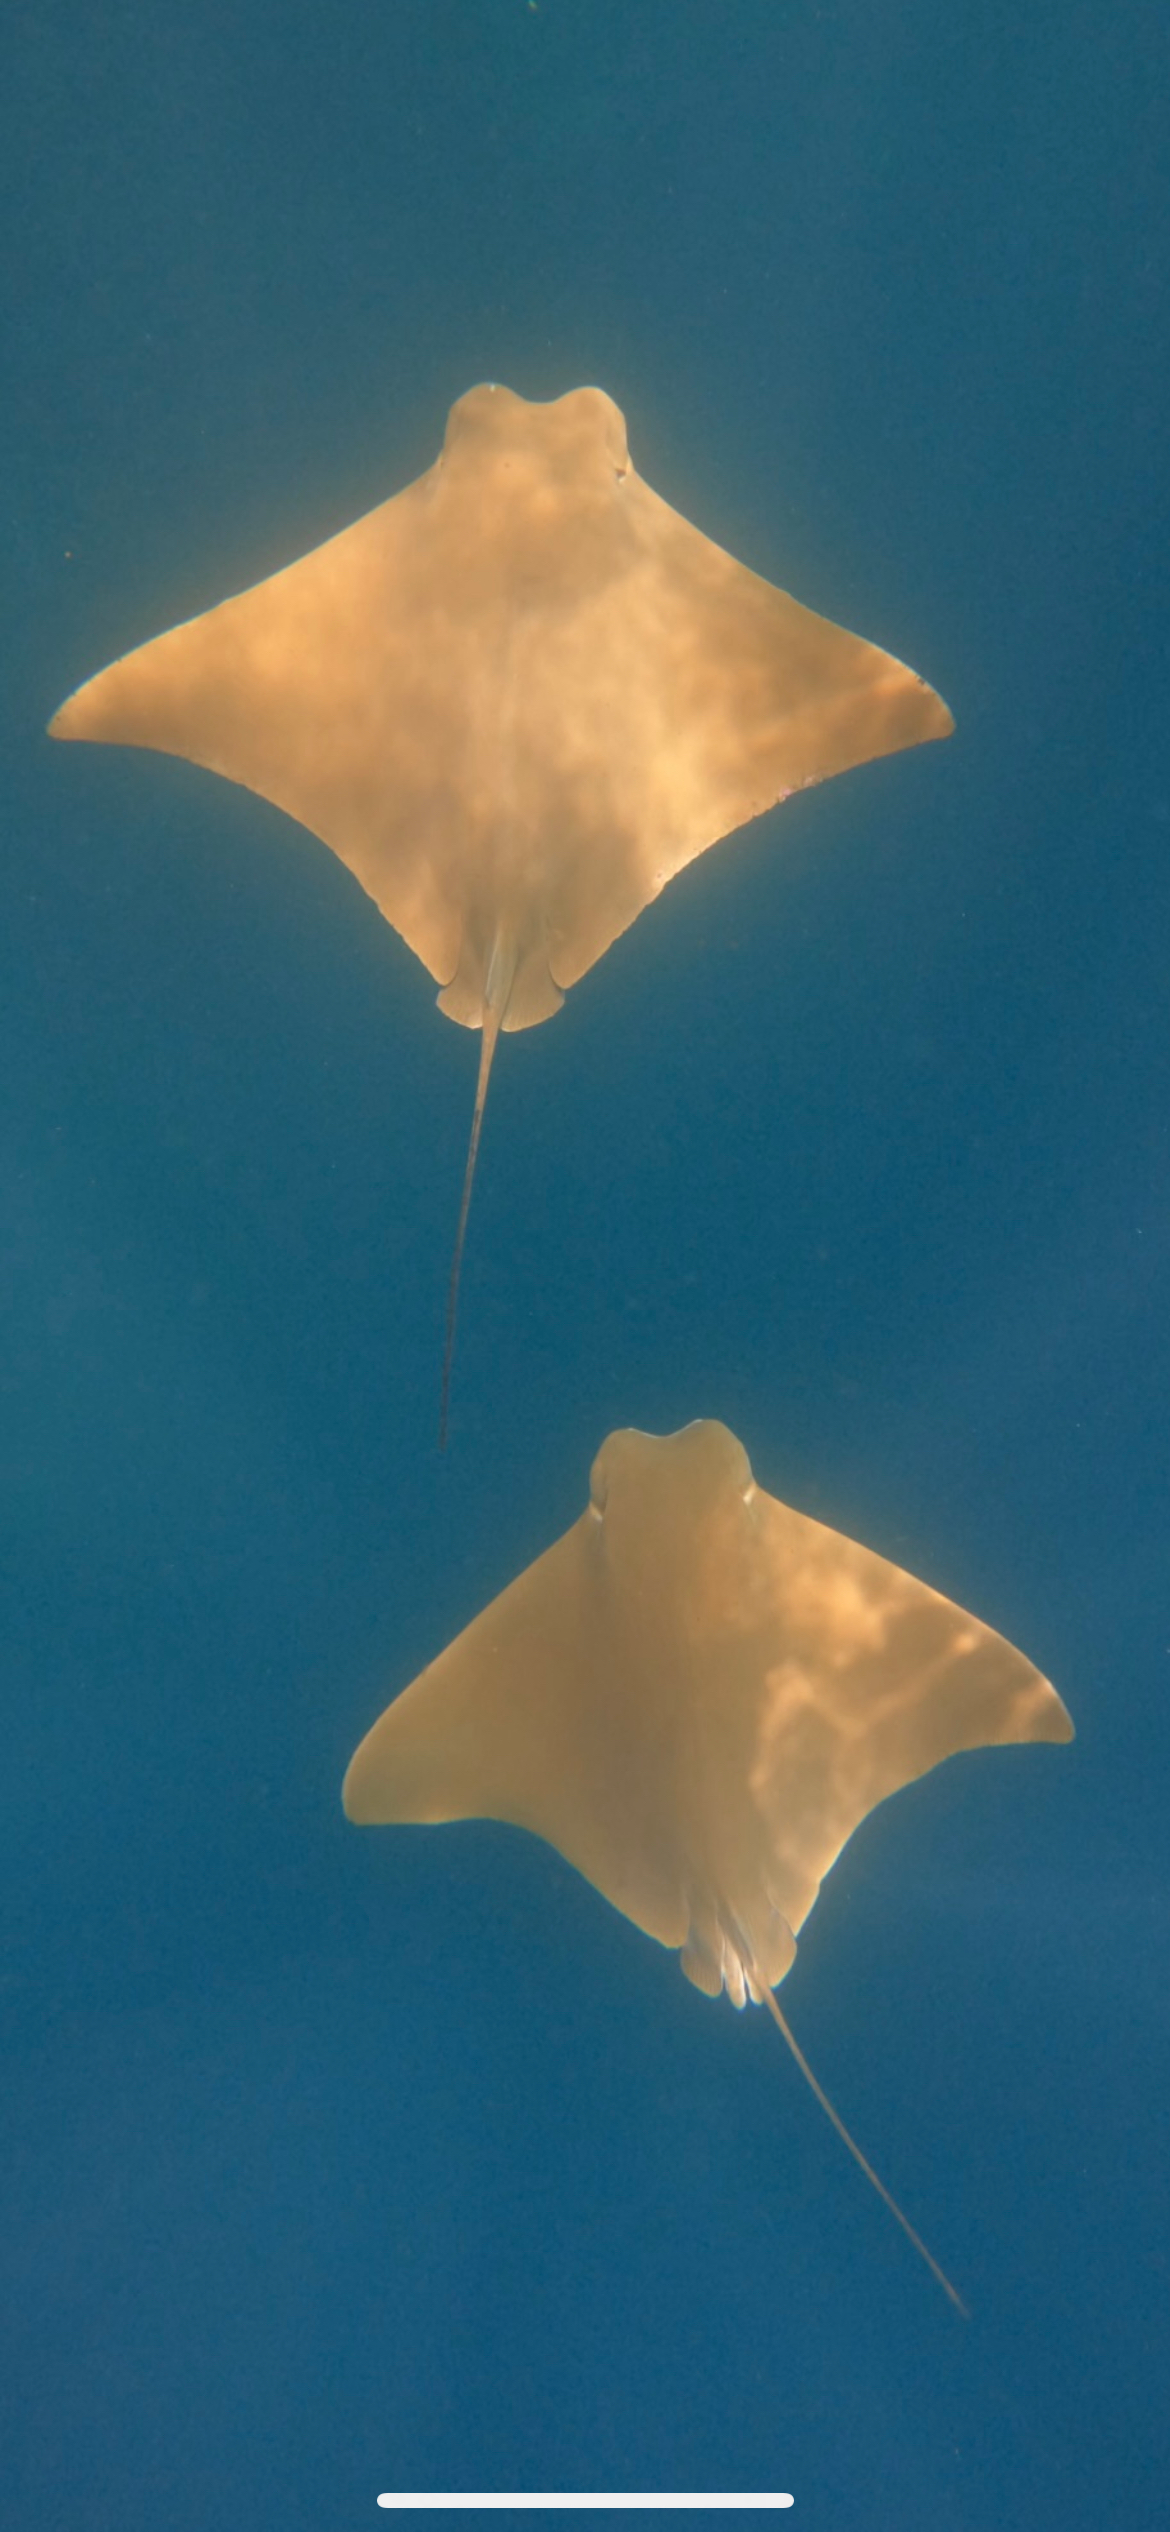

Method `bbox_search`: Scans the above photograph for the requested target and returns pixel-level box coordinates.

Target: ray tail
[439,945,514,1450]
[757,1979,969,2316]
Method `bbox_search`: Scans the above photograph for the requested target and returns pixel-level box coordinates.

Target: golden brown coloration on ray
[344,1419,1072,2309]
[49,387,953,1437]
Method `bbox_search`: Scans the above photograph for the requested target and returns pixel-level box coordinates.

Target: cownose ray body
[344,1419,1072,2311]
[49,385,953,1439]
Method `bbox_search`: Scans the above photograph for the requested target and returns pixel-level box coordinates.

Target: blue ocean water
[2,3,1167,2525]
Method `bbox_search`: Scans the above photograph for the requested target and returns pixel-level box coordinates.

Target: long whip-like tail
[439,997,505,1452]
[757,1978,969,2316]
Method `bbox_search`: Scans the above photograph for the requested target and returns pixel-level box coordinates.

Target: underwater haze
[2,3,1167,2526]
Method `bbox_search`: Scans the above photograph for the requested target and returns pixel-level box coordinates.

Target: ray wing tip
[47,687,93,742]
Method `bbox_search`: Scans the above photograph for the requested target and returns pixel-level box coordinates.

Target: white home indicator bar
[376,2498,794,2511]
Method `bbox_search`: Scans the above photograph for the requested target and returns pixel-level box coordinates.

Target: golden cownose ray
[49,385,953,1438]
[344,1419,1072,2311]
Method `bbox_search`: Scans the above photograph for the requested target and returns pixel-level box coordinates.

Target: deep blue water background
[3,4,1168,2526]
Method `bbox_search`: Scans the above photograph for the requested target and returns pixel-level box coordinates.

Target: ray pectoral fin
[438,936,517,1451]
